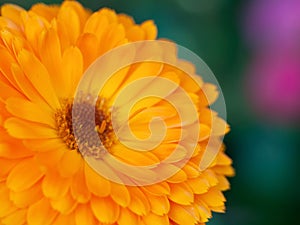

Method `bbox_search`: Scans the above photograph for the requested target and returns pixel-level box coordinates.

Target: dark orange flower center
[55,96,114,158]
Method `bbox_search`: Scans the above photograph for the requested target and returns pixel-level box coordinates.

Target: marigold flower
[0,1,234,225]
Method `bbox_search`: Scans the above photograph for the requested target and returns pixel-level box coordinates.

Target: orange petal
[27,198,58,225]
[58,150,82,177]
[91,196,120,224]
[168,183,194,205]
[0,158,18,180]
[10,180,43,208]
[30,3,60,22]
[142,182,170,196]
[127,187,151,216]
[57,3,81,45]
[42,171,70,199]
[186,178,209,195]
[200,187,226,208]
[50,191,77,214]
[0,48,20,90]
[84,164,110,197]
[153,164,187,184]
[77,33,98,69]
[0,142,33,160]
[141,20,157,40]
[11,63,46,104]
[61,46,83,97]
[35,148,65,170]
[6,158,44,192]
[0,184,17,217]
[1,208,26,225]
[144,192,170,216]
[110,182,130,207]
[75,204,97,225]
[17,49,60,109]
[142,213,169,225]
[1,4,24,26]
[4,117,58,139]
[169,204,199,225]
[53,213,76,225]
[118,208,139,225]
[70,166,91,203]
[6,97,54,126]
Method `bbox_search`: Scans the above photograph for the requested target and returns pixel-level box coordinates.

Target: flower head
[0,1,234,225]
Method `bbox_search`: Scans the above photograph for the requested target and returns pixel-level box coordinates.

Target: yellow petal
[110,143,160,166]
[77,33,98,69]
[61,1,90,28]
[71,166,91,204]
[91,196,120,224]
[110,182,130,207]
[168,182,194,205]
[58,150,82,177]
[169,204,199,225]
[34,148,65,171]
[84,164,110,197]
[182,162,200,178]
[6,97,54,126]
[142,182,170,196]
[0,184,17,217]
[39,27,64,97]
[42,171,70,199]
[200,188,226,208]
[21,11,49,53]
[53,213,76,225]
[126,25,145,41]
[186,178,209,194]
[27,198,58,225]
[11,63,46,104]
[143,213,169,225]
[10,180,43,208]
[0,80,23,102]
[118,208,139,225]
[0,47,19,90]
[50,191,77,214]
[84,11,109,41]
[6,158,44,192]
[61,46,83,97]
[75,204,97,225]
[141,20,157,40]
[212,165,235,176]
[1,4,24,26]
[201,170,218,187]
[127,187,151,216]
[215,175,230,191]
[4,117,57,139]
[0,142,33,159]
[198,83,219,107]
[144,192,170,216]
[1,209,26,225]
[153,164,187,184]
[30,3,60,22]
[0,158,18,180]
[57,3,81,45]
[17,49,60,109]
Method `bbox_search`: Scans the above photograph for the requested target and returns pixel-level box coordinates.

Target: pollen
[55,95,114,158]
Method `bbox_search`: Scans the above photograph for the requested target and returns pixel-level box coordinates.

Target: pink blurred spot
[246,51,300,123]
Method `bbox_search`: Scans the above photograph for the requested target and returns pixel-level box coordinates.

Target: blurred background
[0,0,299,224]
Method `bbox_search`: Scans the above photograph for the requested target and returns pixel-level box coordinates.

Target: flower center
[55,95,114,158]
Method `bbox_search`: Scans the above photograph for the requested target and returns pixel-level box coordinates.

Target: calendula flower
[0,1,234,225]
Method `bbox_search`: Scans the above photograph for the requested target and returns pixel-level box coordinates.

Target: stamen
[55,95,114,159]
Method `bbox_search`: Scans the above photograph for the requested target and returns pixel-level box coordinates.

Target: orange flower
[0,1,234,225]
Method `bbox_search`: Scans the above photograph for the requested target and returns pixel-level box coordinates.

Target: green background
[0,0,299,224]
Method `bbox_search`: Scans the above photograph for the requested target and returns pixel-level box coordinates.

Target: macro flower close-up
[0,1,234,225]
